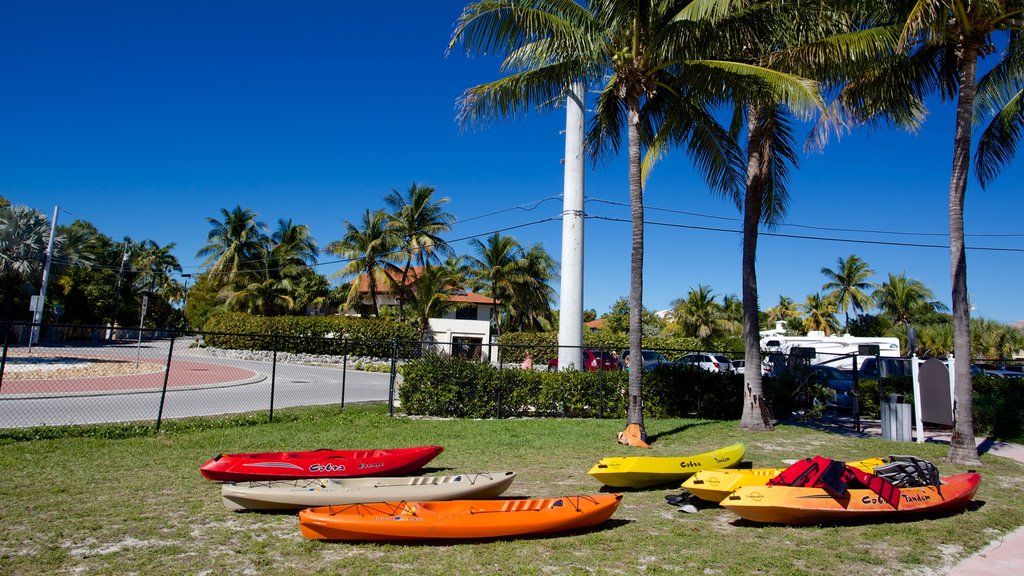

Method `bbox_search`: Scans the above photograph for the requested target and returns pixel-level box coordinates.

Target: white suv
[676,353,734,373]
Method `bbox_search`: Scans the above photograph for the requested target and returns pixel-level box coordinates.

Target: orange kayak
[722,472,980,525]
[299,494,623,541]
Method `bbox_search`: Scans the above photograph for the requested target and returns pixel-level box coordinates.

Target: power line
[586,197,1024,238]
[586,215,1024,253]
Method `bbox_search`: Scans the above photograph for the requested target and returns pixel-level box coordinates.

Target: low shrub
[973,375,1024,440]
[399,357,739,419]
[203,313,418,357]
[498,332,742,365]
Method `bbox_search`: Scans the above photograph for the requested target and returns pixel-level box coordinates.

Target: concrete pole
[29,205,59,346]
[558,82,586,371]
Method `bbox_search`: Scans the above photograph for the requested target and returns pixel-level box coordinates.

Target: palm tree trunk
[619,91,649,448]
[398,257,412,322]
[740,106,773,432]
[947,45,980,465]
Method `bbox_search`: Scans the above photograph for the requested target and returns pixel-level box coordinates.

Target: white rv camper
[759,322,900,371]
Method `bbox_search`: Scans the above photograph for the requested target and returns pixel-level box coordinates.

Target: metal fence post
[269,336,278,422]
[340,337,347,410]
[496,343,503,419]
[852,353,861,432]
[155,335,176,432]
[0,322,11,394]
[388,338,398,416]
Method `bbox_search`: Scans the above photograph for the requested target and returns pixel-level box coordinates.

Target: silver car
[676,353,734,373]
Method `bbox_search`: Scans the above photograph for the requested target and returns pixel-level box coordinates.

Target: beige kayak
[222,471,517,511]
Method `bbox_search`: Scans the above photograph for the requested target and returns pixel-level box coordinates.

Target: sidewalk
[821,417,1024,575]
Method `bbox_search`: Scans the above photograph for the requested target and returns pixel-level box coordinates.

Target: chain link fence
[7,320,998,433]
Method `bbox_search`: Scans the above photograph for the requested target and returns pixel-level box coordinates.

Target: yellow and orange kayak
[682,458,887,503]
[298,494,623,541]
[588,443,745,488]
[721,472,980,525]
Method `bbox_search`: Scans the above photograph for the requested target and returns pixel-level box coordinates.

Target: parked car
[546,349,619,372]
[857,357,912,379]
[732,359,745,375]
[620,349,668,372]
[675,353,734,373]
[808,365,855,409]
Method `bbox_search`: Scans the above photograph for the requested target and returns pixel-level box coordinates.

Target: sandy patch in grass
[64,536,178,558]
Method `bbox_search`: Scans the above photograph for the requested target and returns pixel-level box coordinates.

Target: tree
[872,273,945,326]
[765,295,800,328]
[820,255,876,331]
[505,243,559,332]
[0,205,53,320]
[384,183,455,321]
[196,205,269,285]
[0,206,95,322]
[801,293,841,335]
[670,285,732,341]
[403,263,465,341]
[325,209,397,317]
[466,232,527,338]
[892,0,1024,464]
[131,240,182,298]
[448,0,817,447]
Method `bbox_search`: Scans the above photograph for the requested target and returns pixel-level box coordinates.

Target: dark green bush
[399,357,739,419]
[973,375,1024,440]
[203,313,418,357]
[498,332,741,364]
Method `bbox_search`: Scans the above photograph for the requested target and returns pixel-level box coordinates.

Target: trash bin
[881,393,912,442]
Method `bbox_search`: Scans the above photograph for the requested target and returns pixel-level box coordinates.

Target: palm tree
[820,255,876,331]
[325,209,397,317]
[131,240,182,298]
[0,205,51,319]
[383,183,455,321]
[0,205,96,321]
[505,243,559,332]
[223,261,295,316]
[465,232,526,338]
[971,318,1024,360]
[271,218,318,271]
[801,293,841,335]
[720,294,744,333]
[196,205,269,285]
[765,295,800,327]
[293,271,332,315]
[449,0,818,447]
[402,263,465,342]
[872,273,945,326]
[892,0,1024,464]
[671,285,730,341]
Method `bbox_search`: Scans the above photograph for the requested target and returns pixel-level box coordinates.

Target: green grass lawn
[2,403,1022,575]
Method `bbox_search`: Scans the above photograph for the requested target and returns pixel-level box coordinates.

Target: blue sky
[2,1,1022,323]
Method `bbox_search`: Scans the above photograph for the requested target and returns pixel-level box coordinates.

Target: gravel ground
[2,357,163,380]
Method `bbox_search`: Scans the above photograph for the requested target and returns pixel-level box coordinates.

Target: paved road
[0,340,396,428]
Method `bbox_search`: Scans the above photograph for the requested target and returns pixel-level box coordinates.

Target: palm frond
[976,86,1024,187]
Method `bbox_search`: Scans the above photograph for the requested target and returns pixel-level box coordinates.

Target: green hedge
[973,375,1024,440]
[498,332,743,364]
[203,313,418,357]
[399,357,740,419]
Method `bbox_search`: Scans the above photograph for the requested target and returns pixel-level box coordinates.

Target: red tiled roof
[355,267,497,305]
[585,318,606,330]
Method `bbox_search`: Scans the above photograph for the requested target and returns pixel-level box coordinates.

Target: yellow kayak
[588,443,745,488]
[681,457,887,503]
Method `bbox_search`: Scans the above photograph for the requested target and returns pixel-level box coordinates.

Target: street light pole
[29,205,59,346]
[108,241,131,340]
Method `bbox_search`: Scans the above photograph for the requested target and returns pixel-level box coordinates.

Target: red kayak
[200,445,444,481]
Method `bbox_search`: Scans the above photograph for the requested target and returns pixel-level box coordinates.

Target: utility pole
[557,82,586,371]
[29,206,59,346]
